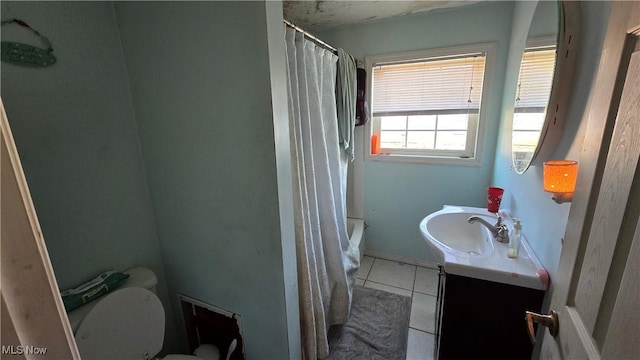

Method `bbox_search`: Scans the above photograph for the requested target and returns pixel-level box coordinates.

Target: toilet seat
[75,287,165,360]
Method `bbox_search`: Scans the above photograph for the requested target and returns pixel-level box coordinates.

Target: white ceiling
[283,0,484,31]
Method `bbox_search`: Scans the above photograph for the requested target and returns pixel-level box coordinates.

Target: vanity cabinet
[435,268,545,360]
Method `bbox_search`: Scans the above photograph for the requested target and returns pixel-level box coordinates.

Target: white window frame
[365,42,497,166]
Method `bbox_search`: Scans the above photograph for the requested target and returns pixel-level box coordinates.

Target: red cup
[487,187,504,213]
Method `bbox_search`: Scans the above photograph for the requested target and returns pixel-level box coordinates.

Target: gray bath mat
[327,285,411,360]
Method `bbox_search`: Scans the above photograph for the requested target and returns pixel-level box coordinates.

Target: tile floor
[356,256,439,360]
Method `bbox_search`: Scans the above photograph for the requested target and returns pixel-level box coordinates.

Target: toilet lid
[75,287,164,360]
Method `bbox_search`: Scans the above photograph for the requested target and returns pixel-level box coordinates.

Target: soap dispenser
[508,219,522,258]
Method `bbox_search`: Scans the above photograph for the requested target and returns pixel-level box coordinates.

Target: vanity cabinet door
[437,274,545,360]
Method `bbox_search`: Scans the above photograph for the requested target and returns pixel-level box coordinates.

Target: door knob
[525,310,559,345]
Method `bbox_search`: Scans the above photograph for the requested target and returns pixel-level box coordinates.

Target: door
[1,99,80,359]
[538,2,640,359]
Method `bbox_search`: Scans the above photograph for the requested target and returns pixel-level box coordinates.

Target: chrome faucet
[468,216,510,243]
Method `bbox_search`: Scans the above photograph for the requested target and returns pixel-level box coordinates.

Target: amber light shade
[543,160,578,203]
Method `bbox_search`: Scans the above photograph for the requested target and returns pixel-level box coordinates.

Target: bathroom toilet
[67,267,223,360]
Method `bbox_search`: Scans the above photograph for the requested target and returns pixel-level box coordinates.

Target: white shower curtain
[284,28,359,360]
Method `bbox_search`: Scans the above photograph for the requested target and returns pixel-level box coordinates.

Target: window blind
[371,53,486,115]
[515,47,556,110]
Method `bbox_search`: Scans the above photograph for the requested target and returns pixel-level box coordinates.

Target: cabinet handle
[524,310,559,345]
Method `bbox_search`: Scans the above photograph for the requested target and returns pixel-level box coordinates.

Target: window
[367,43,495,164]
[512,43,556,168]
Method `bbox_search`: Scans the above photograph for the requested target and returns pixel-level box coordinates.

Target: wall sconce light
[543,160,578,204]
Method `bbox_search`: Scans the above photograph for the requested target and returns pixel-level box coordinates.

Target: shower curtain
[284,27,359,360]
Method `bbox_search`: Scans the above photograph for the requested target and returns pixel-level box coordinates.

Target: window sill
[366,152,482,166]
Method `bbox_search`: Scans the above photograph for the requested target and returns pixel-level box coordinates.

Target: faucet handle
[496,221,510,243]
[494,216,504,227]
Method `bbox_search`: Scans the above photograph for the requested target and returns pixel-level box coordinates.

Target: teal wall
[264,2,302,357]
[492,1,612,280]
[115,2,297,358]
[317,2,515,263]
[529,1,558,38]
[0,1,178,352]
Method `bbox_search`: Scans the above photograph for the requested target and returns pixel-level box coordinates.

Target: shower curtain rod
[283,19,338,55]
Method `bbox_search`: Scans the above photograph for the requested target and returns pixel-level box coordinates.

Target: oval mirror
[512,1,580,174]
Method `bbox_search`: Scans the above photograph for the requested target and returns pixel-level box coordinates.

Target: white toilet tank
[68,267,165,360]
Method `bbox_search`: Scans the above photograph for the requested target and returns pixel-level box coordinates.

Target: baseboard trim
[363,249,439,270]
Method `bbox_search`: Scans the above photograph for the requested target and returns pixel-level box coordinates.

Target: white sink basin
[419,205,549,290]
[423,212,495,257]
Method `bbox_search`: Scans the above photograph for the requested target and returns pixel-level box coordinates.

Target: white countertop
[419,205,549,291]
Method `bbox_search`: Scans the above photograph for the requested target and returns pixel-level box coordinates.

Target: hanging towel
[355,68,370,126]
[336,48,357,161]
